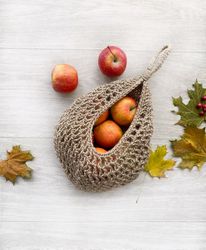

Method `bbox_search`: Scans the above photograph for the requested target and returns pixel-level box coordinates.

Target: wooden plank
[0,0,206,51]
[0,138,206,223]
[0,221,206,250]
[0,0,206,249]
[0,49,206,138]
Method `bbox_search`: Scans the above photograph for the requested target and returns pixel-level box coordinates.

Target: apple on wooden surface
[98,46,127,77]
[52,64,78,93]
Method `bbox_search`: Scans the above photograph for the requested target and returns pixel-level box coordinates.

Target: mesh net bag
[54,45,171,192]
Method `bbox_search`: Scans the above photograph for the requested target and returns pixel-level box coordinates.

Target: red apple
[52,64,78,93]
[111,97,137,126]
[95,147,107,154]
[98,46,127,77]
[94,110,109,126]
[94,120,123,149]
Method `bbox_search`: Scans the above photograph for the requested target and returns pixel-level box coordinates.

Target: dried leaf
[0,145,34,183]
[172,80,206,127]
[144,145,176,177]
[171,127,206,170]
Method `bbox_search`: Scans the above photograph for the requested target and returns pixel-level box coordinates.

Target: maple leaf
[144,145,176,177]
[172,80,206,127]
[0,145,34,183]
[171,126,206,170]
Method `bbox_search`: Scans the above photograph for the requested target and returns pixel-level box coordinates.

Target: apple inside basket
[93,90,141,154]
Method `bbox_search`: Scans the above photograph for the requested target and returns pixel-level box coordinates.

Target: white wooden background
[0,0,206,249]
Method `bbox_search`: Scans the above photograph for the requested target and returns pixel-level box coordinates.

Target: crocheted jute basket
[54,45,171,192]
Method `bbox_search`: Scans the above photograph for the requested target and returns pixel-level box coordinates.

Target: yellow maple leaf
[144,145,176,177]
[171,127,206,170]
[0,145,34,183]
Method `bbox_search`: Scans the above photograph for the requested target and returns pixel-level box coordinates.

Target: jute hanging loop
[54,45,171,192]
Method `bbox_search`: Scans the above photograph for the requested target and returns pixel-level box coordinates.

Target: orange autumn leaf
[171,127,206,170]
[0,145,34,183]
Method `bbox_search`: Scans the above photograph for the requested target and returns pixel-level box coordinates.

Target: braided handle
[141,45,171,81]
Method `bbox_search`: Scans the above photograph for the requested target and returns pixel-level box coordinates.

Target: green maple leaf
[172,80,206,127]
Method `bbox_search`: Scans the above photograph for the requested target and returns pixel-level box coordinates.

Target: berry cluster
[196,96,206,116]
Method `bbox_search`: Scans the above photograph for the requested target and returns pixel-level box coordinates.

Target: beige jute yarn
[54,45,171,192]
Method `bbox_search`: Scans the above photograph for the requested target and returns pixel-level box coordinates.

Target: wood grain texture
[1,222,206,250]
[0,0,206,249]
[0,0,206,51]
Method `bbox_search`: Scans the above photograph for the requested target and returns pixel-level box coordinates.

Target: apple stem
[107,46,117,62]
[130,105,138,111]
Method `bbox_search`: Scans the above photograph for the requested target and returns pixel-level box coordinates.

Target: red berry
[202,104,206,109]
[201,96,206,101]
[203,108,206,112]
[199,111,204,116]
[196,103,203,109]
